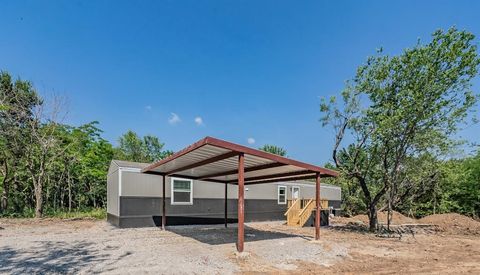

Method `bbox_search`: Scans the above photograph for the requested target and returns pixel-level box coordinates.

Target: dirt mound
[332,212,480,236]
[419,213,480,235]
[377,211,416,225]
[333,211,416,225]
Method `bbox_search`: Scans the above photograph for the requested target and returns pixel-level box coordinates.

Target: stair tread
[286,199,327,227]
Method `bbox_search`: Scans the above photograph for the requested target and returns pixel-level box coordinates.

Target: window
[278,186,287,204]
[171,178,193,205]
[291,186,300,200]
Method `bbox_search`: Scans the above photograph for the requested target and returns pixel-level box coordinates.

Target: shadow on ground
[0,240,127,274]
[168,225,307,245]
[328,223,370,234]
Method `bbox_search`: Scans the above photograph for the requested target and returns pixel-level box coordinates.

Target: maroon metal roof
[141,136,338,184]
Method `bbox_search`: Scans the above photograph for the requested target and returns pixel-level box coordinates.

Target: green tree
[53,122,114,211]
[323,163,365,217]
[24,103,66,218]
[115,130,172,162]
[0,71,41,213]
[259,145,287,156]
[116,130,144,162]
[320,28,479,231]
[1,70,175,218]
[143,135,173,161]
[0,71,117,217]
[438,149,480,217]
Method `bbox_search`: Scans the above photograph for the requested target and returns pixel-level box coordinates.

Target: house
[107,159,341,228]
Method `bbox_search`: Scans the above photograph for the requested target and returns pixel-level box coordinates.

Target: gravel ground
[0,219,345,274]
[1,218,479,274]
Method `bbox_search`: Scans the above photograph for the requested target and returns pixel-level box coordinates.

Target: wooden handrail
[284,198,300,216]
[285,198,329,227]
[298,199,316,227]
[298,199,314,217]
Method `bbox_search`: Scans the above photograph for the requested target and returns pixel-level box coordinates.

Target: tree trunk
[368,204,378,232]
[433,180,438,215]
[45,175,50,210]
[1,179,8,212]
[68,173,72,212]
[34,179,43,218]
[1,161,9,213]
[33,170,45,218]
[60,187,64,209]
[12,176,21,213]
[387,189,392,231]
[53,183,57,211]
[387,201,392,231]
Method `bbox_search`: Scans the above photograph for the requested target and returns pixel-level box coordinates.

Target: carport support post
[224,183,228,228]
[315,172,321,240]
[237,153,245,252]
[162,175,166,230]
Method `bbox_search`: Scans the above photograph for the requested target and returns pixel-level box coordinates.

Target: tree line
[0,75,173,217]
[329,150,480,221]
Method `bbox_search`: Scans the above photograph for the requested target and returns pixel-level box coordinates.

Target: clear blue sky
[1,0,479,165]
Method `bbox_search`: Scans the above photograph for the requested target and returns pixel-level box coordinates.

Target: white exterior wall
[281,182,342,201]
[122,170,163,197]
[107,167,119,216]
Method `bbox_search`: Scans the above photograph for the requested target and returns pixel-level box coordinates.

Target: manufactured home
[107,159,341,228]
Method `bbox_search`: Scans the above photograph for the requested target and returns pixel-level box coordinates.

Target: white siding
[121,171,163,197]
[107,168,119,216]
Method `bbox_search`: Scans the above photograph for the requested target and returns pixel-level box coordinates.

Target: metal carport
[141,136,338,252]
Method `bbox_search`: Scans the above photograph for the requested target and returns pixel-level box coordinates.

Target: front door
[291,186,300,200]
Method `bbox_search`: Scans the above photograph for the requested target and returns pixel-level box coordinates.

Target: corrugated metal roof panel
[149,144,231,173]
[209,164,305,182]
[141,137,338,182]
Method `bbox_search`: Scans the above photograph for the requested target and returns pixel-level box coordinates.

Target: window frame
[291,186,300,200]
[170,177,194,205]
[277,185,287,205]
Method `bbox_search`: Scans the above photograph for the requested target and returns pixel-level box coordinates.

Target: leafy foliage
[436,150,480,217]
[259,145,287,156]
[115,130,173,162]
[0,71,173,217]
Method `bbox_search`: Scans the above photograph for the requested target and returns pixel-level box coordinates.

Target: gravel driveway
[0,219,345,274]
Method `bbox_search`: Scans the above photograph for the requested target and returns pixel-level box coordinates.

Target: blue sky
[1,0,479,165]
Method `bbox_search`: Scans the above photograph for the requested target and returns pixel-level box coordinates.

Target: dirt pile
[419,213,480,235]
[332,211,416,225]
[332,212,480,236]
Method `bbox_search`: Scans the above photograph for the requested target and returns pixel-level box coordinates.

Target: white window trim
[278,185,287,205]
[291,186,300,200]
[171,177,194,205]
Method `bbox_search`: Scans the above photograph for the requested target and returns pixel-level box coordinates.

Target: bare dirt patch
[333,212,480,236]
[0,217,479,274]
[419,213,480,235]
[259,221,480,274]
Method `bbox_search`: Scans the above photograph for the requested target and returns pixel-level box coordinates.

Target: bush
[0,208,106,219]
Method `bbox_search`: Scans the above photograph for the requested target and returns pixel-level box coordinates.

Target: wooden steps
[285,199,328,227]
